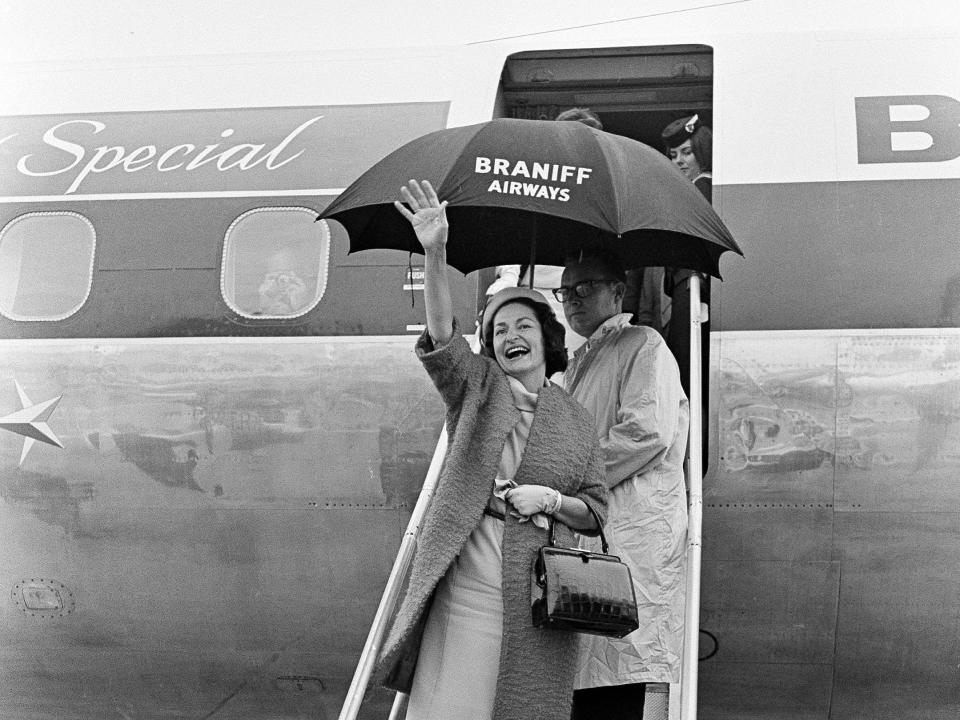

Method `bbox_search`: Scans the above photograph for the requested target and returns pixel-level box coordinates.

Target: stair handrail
[337,428,448,720]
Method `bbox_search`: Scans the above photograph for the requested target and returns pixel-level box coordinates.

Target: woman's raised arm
[394,179,453,345]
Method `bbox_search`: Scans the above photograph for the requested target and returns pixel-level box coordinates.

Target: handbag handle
[548,509,609,554]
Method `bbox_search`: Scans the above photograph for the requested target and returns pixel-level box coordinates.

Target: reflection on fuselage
[699,330,960,718]
[0,336,443,720]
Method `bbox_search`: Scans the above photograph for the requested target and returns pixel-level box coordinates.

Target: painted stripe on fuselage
[0,189,346,203]
[714,177,960,332]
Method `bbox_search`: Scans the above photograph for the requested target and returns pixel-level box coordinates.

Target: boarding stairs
[337,277,706,720]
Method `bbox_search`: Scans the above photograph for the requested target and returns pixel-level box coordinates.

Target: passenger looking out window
[220,207,330,319]
[258,248,308,315]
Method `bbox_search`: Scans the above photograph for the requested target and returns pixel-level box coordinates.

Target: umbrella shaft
[528,222,537,288]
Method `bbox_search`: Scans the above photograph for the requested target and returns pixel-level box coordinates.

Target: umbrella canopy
[319,118,741,277]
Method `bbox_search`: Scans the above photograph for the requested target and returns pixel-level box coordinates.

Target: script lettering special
[6,116,324,194]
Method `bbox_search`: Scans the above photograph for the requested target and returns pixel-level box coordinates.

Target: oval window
[0,211,96,321]
[221,207,330,319]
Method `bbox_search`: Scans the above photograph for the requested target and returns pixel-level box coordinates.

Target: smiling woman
[480,286,569,391]
[377,179,608,720]
[492,302,546,390]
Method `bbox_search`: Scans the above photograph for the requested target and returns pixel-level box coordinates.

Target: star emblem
[0,381,64,465]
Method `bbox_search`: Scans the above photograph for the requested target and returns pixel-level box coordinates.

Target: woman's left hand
[505,484,557,517]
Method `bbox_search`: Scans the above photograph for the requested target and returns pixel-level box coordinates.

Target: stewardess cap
[661,114,701,147]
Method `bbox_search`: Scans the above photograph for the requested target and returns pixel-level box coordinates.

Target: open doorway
[498,45,712,152]
[491,44,714,465]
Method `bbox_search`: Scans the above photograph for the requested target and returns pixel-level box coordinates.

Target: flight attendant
[662,114,712,201]
[660,115,712,438]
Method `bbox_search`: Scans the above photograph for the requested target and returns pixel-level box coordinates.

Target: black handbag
[531,520,639,638]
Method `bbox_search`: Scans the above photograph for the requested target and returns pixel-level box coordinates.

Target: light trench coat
[563,314,689,686]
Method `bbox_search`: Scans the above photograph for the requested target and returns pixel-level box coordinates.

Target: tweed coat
[378,325,608,720]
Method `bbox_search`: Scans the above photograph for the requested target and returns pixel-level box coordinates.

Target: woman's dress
[405,376,537,720]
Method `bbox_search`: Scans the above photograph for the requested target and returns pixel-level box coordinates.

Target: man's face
[560,258,623,338]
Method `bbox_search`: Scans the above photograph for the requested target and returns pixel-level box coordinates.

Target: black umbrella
[319,118,741,277]
[327,119,737,720]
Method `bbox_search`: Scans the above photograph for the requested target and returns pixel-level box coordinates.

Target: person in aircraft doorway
[661,114,713,469]
[559,248,689,720]
[484,108,605,326]
[486,107,646,355]
[662,113,712,201]
[659,114,712,395]
[377,179,609,720]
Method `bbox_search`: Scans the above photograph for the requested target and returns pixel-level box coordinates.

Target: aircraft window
[221,207,330,319]
[0,211,96,321]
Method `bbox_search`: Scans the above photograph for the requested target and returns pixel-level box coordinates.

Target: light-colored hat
[481,287,554,343]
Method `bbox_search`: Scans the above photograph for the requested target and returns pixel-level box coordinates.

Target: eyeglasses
[551,279,612,303]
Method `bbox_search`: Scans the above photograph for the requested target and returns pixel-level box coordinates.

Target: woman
[661,114,712,202]
[376,180,609,720]
[659,115,712,433]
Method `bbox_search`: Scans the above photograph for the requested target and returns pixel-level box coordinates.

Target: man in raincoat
[557,248,689,720]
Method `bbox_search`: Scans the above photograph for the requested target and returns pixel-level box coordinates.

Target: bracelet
[545,488,562,515]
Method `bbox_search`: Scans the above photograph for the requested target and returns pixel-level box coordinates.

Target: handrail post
[387,691,409,720]
[680,274,704,720]
[337,429,449,720]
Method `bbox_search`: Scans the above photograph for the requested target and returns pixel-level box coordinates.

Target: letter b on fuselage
[855,95,960,164]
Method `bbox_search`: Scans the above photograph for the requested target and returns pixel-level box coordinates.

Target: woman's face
[491,302,547,389]
[669,139,701,181]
